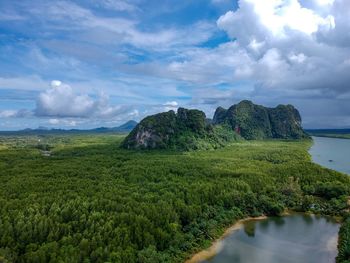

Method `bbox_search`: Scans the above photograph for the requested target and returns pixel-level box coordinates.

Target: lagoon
[200,214,339,263]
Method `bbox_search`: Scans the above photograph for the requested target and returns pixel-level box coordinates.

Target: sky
[0,0,350,130]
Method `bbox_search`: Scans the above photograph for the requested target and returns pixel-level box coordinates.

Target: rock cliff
[122,100,308,150]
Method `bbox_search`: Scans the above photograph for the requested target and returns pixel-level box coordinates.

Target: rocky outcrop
[213,100,308,140]
[268,105,305,139]
[122,108,209,149]
[122,100,308,150]
[122,110,177,149]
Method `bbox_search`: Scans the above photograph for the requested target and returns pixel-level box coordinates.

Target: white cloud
[0,109,32,118]
[35,80,138,119]
[313,0,335,6]
[127,0,350,127]
[248,38,265,53]
[36,81,95,117]
[218,0,335,40]
[163,101,179,111]
[288,52,307,64]
[164,101,178,107]
[213,0,350,93]
[51,80,62,87]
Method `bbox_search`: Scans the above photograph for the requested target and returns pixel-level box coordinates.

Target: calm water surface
[309,136,350,175]
[201,214,339,263]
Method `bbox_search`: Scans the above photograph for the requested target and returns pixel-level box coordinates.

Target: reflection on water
[309,136,350,175]
[243,222,255,237]
[271,216,285,227]
[201,214,339,263]
[301,214,313,225]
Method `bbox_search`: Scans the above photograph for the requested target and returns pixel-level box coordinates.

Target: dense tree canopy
[0,134,349,262]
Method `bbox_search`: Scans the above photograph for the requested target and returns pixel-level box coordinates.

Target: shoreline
[184,212,341,263]
[184,216,268,263]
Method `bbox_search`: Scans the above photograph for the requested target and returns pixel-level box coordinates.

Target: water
[309,136,350,175]
[201,214,339,263]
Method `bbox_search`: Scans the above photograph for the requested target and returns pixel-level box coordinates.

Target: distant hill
[0,120,138,135]
[122,100,308,150]
[114,120,138,132]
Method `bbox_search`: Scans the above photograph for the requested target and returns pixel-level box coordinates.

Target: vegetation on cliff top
[122,108,240,150]
[213,100,308,140]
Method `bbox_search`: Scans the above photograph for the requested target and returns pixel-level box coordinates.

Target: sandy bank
[185,216,268,263]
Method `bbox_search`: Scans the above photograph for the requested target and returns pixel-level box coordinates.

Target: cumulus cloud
[163,101,179,111]
[35,81,96,117]
[213,0,350,95]
[217,0,335,39]
[35,80,138,119]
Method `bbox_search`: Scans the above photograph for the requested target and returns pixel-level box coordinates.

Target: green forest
[0,134,349,263]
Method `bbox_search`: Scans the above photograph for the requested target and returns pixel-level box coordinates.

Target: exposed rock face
[269,105,305,139]
[122,108,208,149]
[213,100,308,140]
[122,110,177,149]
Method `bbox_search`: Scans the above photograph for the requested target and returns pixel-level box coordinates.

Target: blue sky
[0,0,350,130]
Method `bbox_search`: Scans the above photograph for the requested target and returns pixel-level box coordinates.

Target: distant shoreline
[306,129,350,140]
[311,135,350,140]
